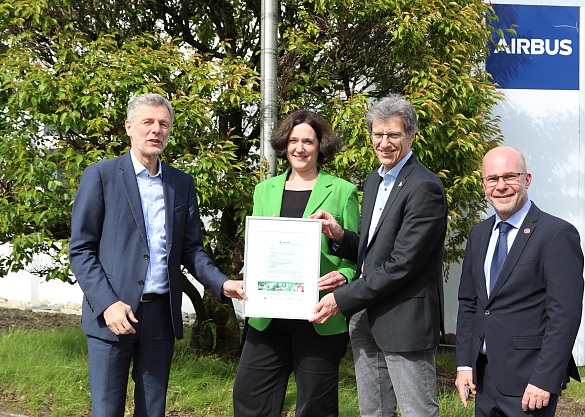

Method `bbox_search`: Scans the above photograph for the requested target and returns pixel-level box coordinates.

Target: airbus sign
[487,5,579,90]
[495,38,572,56]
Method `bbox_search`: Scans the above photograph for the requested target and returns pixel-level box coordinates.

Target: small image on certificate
[242,216,321,320]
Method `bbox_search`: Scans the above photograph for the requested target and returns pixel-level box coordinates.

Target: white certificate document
[242,216,321,320]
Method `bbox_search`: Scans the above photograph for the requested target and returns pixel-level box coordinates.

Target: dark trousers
[475,354,558,417]
[86,297,175,417]
[233,319,349,417]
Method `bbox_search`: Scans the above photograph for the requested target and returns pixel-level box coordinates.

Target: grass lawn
[0,319,584,416]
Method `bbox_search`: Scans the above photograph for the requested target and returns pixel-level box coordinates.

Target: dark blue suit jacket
[456,203,584,395]
[70,151,228,341]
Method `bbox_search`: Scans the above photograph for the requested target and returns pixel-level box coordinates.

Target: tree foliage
[0,0,502,355]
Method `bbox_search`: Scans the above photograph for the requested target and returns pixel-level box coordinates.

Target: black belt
[140,292,168,302]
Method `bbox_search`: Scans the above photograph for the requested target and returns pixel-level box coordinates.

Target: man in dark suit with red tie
[455,146,584,416]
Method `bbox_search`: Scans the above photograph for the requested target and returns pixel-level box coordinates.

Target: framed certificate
[242,216,322,320]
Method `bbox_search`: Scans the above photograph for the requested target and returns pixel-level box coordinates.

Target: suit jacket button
[144,254,149,260]
[138,280,145,286]
[484,309,490,316]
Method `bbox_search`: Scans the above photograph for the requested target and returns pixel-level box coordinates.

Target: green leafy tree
[0,2,261,355]
[276,0,503,270]
[0,0,502,355]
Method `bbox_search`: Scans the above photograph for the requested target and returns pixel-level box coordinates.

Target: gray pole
[260,0,278,178]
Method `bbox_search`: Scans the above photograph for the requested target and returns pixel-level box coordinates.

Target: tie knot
[498,221,513,234]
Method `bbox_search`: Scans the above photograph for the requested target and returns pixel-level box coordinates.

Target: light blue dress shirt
[131,152,169,294]
[367,151,413,245]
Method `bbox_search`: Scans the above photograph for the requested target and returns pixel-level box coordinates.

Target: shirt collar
[130,151,162,178]
[493,199,532,231]
[377,150,413,179]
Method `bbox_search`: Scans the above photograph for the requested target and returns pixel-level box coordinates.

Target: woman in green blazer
[233,110,359,417]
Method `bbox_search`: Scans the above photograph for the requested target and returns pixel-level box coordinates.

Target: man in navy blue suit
[455,146,583,416]
[70,93,246,417]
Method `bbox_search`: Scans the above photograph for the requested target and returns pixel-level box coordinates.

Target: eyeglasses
[481,172,526,188]
[371,131,405,141]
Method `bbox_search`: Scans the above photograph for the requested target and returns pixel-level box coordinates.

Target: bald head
[482,146,526,174]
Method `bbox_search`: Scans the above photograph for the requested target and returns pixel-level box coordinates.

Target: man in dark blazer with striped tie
[310,94,447,417]
[455,146,583,416]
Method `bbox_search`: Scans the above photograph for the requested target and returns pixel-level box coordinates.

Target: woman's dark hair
[270,110,342,164]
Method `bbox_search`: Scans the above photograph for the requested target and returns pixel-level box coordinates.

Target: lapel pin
[524,228,531,234]
[398,182,403,187]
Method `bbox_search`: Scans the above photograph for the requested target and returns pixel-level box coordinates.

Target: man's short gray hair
[127,93,174,125]
[366,94,418,138]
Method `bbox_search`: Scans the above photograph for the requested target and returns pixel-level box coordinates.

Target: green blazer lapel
[303,169,332,218]
[265,171,287,217]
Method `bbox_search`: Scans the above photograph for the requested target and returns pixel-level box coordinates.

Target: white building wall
[0,243,197,314]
